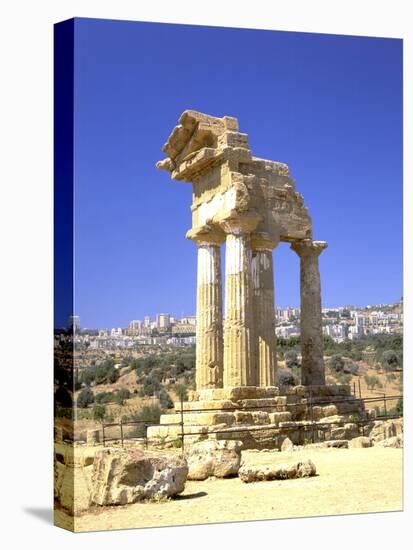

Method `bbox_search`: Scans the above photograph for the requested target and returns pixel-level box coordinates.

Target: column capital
[251,232,279,251]
[291,239,328,258]
[186,226,225,246]
[219,212,261,236]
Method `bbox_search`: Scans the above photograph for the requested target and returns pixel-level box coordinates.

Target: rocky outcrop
[239,459,316,483]
[187,440,242,480]
[91,449,188,505]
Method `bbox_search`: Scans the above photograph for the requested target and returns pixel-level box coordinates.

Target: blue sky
[72,18,402,329]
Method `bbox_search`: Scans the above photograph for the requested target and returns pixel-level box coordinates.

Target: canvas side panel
[53,18,75,533]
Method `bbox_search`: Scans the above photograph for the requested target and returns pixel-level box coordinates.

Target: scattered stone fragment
[375,435,403,449]
[187,440,242,480]
[349,436,372,449]
[323,440,349,449]
[239,459,316,483]
[367,419,403,444]
[280,437,294,452]
[91,448,188,505]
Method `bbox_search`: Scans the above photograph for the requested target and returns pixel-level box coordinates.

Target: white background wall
[0,0,411,547]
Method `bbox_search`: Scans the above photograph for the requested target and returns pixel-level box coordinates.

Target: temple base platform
[147,384,371,449]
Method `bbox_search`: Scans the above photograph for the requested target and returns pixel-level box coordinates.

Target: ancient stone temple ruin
[150,111,365,447]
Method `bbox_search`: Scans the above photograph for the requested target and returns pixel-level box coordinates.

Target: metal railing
[96,392,402,450]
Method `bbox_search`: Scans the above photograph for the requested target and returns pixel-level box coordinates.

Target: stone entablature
[157,111,327,389]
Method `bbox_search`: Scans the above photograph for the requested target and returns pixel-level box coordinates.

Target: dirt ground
[55,446,403,532]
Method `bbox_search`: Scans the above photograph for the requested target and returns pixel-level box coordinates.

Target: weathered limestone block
[54,449,94,515]
[91,449,188,505]
[321,404,339,417]
[309,404,339,420]
[234,411,253,424]
[375,435,403,448]
[367,419,403,443]
[239,396,287,408]
[330,427,347,440]
[86,429,101,446]
[192,386,279,402]
[160,412,235,427]
[239,459,316,483]
[319,414,347,424]
[268,411,292,425]
[176,399,237,412]
[349,436,372,448]
[322,440,349,449]
[291,240,327,386]
[187,440,242,480]
[280,437,294,452]
[330,423,360,441]
[251,411,270,425]
[335,399,364,415]
[147,424,208,440]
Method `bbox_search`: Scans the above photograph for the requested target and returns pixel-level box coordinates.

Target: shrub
[174,383,188,402]
[95,391,114,404]
[285,350,299,368]
[329,354,345,372]
[159,389,174,409]
[364,374,380,390]
[115,388,131,405]
[92,404,106,421]
[77,387,95,408]
[278,369,295,387]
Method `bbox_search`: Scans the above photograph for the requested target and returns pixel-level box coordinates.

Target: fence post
[358,378,362,399]
[353,381,356,396]
[102,422,106,447]
[383,393,387,418]
[120,419,124,448]
[144,423,148,450]
[180,394,185,454]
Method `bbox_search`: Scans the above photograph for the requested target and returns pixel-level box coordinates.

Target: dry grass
[55,445,403,532]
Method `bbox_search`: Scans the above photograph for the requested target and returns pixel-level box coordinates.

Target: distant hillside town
[66,297,403,351]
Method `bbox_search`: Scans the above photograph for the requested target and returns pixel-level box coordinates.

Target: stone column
[291,240,328,386]
[222,222,257,387]
[251,234,278,387]
[194,234,224,389]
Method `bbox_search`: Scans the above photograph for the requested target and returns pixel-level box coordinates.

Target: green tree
[381,350,400,372]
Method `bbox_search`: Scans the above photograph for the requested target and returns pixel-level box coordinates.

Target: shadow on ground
[173,491,207,500]
[24,507,53,525]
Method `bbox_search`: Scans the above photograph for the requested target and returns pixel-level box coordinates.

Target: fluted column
[291,239,328,386]
[222,226,256,387]
[251,234,278,387]
[194,235,224,389]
